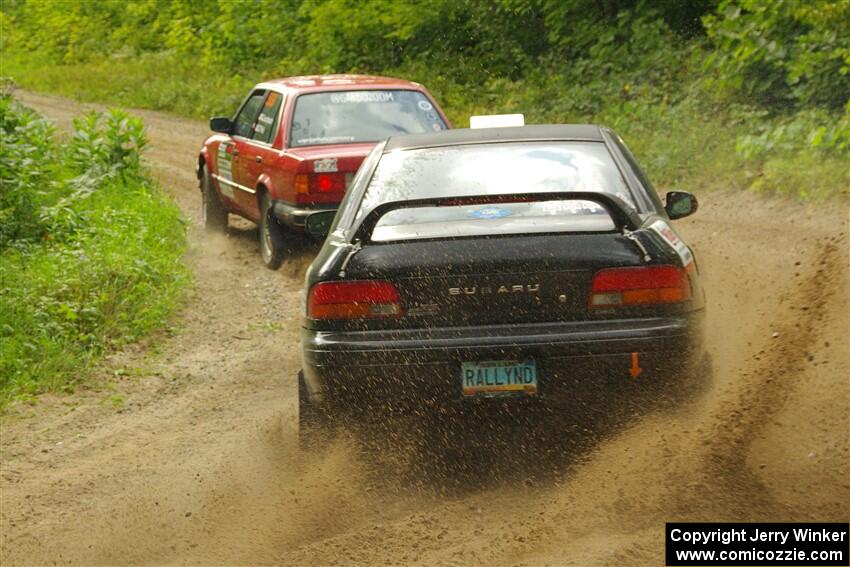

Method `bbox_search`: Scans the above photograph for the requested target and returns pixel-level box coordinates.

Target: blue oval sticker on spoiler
[469,207,512,219]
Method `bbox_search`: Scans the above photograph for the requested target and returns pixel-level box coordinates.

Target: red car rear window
[289,90,446,147]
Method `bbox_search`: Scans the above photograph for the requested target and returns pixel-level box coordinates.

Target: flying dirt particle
[185,511,192,517]
[771,332,780,338]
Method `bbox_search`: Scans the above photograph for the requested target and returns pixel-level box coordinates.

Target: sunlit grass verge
[2,50,252,120]
[0,94,189,408]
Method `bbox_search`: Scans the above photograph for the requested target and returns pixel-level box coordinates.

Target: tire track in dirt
[1,90,848,567]
[700,239,845,508]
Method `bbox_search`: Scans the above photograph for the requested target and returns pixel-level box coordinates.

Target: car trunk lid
[343,233,646,327]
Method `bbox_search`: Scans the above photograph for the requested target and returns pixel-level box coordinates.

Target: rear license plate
[461,359,538,397]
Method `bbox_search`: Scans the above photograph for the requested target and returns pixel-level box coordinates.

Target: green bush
[704,0,850,112]
[4,0,847,115]
[0,95,188,406]
[0,94,57,247]
[1,0,847,199]
[735,106,850,159]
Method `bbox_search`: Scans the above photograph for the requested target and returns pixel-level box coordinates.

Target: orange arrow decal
[629,352,642,379]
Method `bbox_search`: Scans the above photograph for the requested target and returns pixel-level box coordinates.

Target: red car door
[228,89,267,218]
[235,90,285,221]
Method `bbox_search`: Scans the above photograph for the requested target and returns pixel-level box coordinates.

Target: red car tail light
[314,173,345,193]
[295,173,347,204]
[308,280,403,320]
[589,265,690,308]
[296,173,346,194]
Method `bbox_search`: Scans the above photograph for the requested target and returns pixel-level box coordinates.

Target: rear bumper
[272,200,336,229]
[301,313,706,408]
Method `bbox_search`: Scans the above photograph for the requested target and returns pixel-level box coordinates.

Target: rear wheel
[200,167,228,233]
[259,192,285,270]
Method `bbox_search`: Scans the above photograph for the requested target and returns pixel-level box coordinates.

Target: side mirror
[304,210,337,239]
[664,191,698,220]
[209,116,233,134]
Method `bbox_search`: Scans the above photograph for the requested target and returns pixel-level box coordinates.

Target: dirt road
[2,91,848,566]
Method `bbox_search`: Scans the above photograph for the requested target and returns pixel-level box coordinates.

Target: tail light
[295,173,346,203]
[308,280,403,320]
[589,265,690,308]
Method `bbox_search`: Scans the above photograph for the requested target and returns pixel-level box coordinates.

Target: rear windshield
[371,200,615,242]
[289,90,446,147]
[355,141,633,233]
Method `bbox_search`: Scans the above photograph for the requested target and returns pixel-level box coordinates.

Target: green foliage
[0,95,57,246]
[735,106,850,159]
[704,0,850,111]
[0,95,189,406]
[1,0,847,199]
[4,0,846,115]
[67,109,147,178]
[1,50,253,120]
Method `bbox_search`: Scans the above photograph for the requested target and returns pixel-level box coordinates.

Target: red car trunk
[288,143,374,205]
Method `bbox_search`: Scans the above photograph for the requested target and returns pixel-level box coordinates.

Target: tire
[259,192,285,270]
[200,167,228,233]
[298,370,331,450]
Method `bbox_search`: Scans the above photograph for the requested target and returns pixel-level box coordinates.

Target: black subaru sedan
[299,125,710,437]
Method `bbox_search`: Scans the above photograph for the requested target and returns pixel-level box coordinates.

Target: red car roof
[260,74,425,93]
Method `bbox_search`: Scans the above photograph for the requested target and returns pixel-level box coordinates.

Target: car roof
[258,74,425,93]
[384,125,605,151]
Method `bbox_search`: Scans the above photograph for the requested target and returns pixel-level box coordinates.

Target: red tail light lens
[308,280,403,320]
[589,265,690,308]
[295,173,347,204]
[313,173,346,193]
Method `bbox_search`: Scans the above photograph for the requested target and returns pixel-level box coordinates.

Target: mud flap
[267,208,287,249]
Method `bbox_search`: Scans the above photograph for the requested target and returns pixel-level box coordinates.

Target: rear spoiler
[353,191,642,242]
